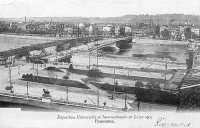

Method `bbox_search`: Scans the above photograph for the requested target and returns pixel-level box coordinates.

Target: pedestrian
[103,102,106,108]
[84,99,87,105]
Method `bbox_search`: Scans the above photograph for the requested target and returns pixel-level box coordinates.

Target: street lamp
[66,85,69,102]
[97,88,99,106]
[96,40,99,68]
[124,93,127,111]
[26,82,29,95]
[86,37,91,70]
[113,68,116,93]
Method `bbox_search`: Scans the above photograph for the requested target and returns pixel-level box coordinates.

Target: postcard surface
[0,0,200,128]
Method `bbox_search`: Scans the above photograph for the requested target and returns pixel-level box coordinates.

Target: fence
[0,91,125,112]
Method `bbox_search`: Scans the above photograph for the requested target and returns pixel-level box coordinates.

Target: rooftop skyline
[0,0,200,18]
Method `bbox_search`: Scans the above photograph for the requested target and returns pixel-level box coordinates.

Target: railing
[0,91,125,112]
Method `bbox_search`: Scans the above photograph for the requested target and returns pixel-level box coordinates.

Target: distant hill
[1,14,200,25]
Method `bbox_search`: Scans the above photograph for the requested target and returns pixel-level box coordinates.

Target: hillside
[1,14,200,25]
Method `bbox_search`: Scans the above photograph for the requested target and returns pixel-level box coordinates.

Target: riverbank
[0,33,66,41]
[135,38,190,46]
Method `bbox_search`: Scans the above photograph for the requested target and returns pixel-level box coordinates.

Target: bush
[63,76,69,79]
[145,81,161,89]
[135,81,144,88]
[22,74,34,79]
[87,68,103,78]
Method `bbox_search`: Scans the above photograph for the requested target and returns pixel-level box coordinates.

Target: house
[9,23,18,30]
[181,33,186,40]
[26,23,37,30]
[125,26,132,36]
[30,48,48,57]
[18,23,27,31]
[103,25,115,37]
[0,56,8,65]
[88,25,99,36]
[44,46,56,55]
[45,22,56,30]
[88,25,93,36]
[38,23,46,31]
[79,23,85,28]
[114,26,120,36]
[191,27,200,36]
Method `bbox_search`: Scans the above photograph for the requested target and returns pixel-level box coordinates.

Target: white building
[191,27,200,36]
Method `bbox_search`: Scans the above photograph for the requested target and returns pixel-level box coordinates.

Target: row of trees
[154,25,200,40]
[135,81,161,89]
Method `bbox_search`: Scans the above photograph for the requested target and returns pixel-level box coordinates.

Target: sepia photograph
[0,0,200,127]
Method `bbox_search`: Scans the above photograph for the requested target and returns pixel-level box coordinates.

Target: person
[103,102,106,108]
[115,81,118,85]
[84,99,87,105]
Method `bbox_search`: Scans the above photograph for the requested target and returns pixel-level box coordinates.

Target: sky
[0,0,200,18]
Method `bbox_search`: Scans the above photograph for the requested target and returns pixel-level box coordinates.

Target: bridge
[0,36,103,57]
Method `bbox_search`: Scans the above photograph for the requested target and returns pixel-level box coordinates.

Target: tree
[87,68,103,81]
[186,51,194,69]
[161,29,170,39]
[119,27,125,37]
[47,70,55,83]
[155,25,160,37]
[146,81,161,89]
[56,44,65,52]
[135,81,144,88]
[184,27,192,40]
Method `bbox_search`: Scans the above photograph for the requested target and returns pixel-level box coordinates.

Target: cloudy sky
[0,0,200,18]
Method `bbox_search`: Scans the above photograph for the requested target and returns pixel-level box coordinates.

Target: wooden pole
[165,59,167,80]
[125,93,127,109]
[37,63,38,82]
[9,65,12,87]
[97,88,99,106]
[66,86,69,102]
[27,82,29,95]
[114,68,116,93]
[96,41,98,68]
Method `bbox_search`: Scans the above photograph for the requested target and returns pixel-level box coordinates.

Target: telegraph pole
[165,59,168,80]
[37,63,38,82]
[114,68,116,93]
[9,65,12,87]
[26,82,29,95]
[96,40,98,68]
[66,86,69,102]
[87,37,91,70]
[32,53,34,70]
[97,88,99,106]
[124,93,127,110]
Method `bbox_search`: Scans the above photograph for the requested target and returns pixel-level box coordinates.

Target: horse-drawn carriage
[5,85,14,93]
[42,89,52,98]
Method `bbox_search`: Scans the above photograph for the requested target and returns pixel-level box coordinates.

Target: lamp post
[165,59,167,80]
[124,93,127,111]
[26,82,29,95]
[96,40,98,68]
[36,62,39,82]
[9,65,12,88]
[113,68,116,93]
[66,85,69,102]
[97,88,99,106]
[87,37,91,70]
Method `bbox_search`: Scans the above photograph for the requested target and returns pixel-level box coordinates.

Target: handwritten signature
[155,117,191,127]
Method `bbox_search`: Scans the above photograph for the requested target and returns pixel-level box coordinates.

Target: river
[100,38,189,63]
